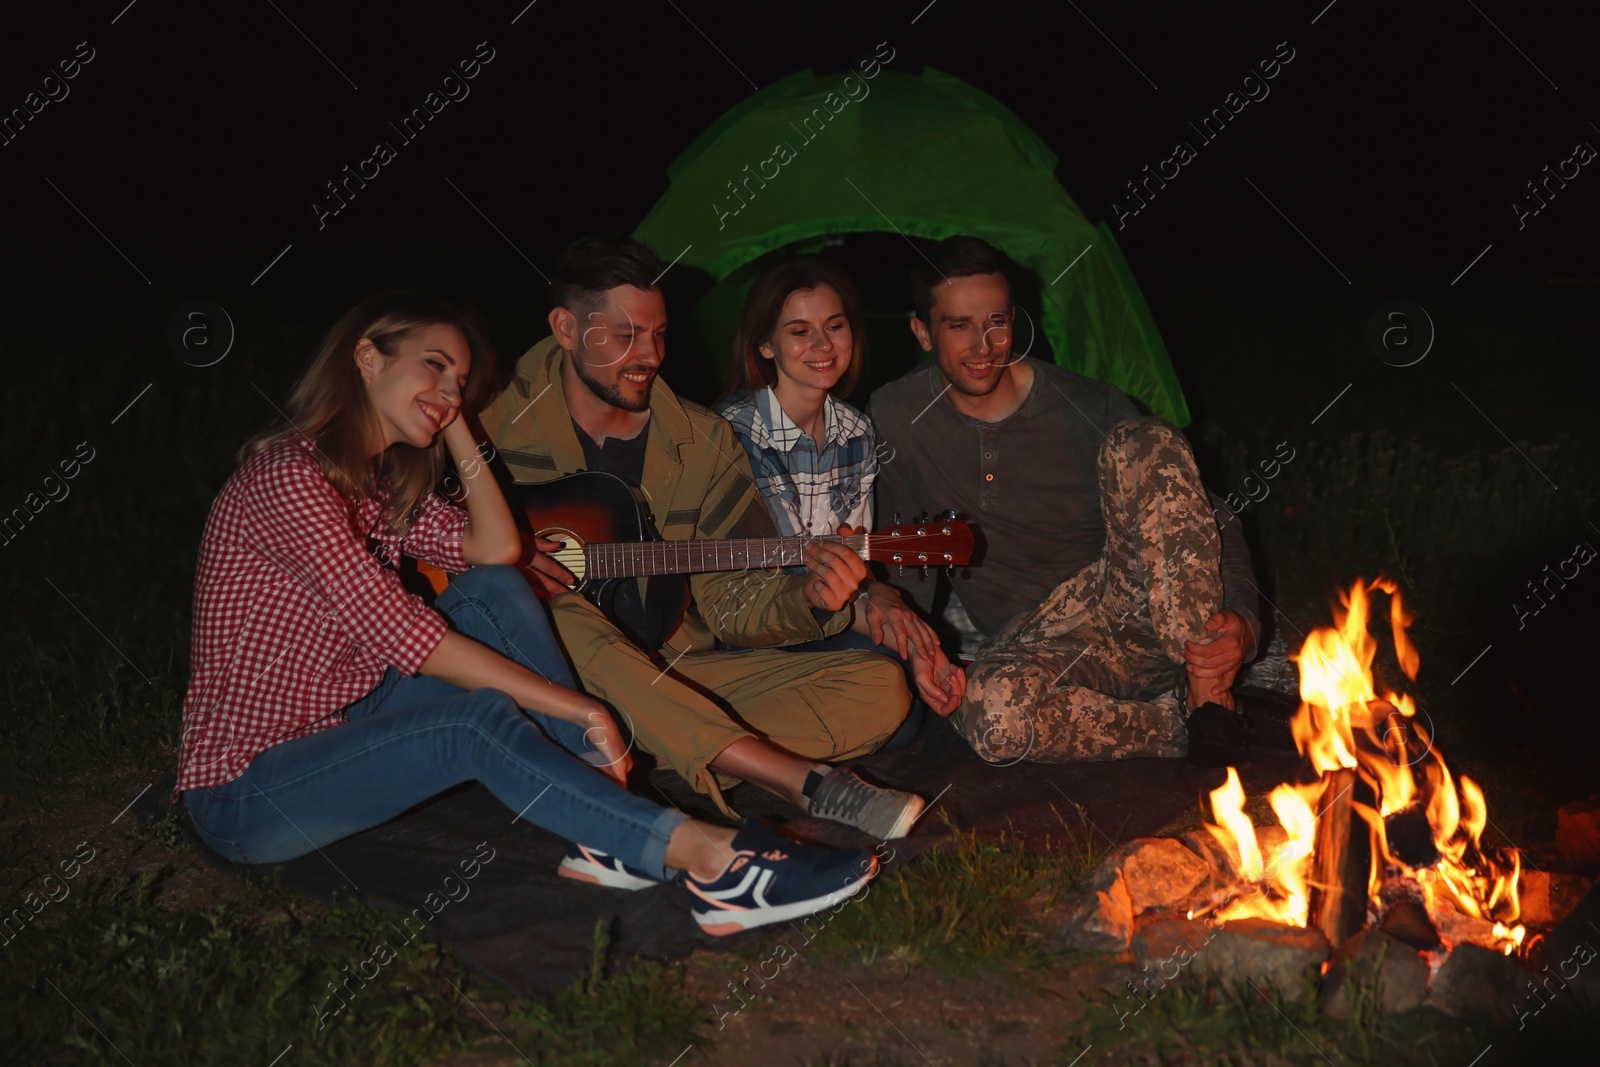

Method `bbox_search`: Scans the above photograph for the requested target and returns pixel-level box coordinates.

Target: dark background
[3,0,1595,403]
[4,1,1595,268]
[3,1,1597,814]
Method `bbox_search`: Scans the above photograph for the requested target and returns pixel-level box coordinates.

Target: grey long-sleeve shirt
[868,360,1260,657]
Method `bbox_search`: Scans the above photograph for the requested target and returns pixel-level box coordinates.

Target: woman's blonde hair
[240,291,496,535]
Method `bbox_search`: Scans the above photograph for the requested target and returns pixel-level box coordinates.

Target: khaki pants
[550,594,908,816]
[954,417,1223,763]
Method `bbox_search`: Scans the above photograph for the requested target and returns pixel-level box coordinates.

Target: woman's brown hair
[239,291,497,535]
[727,257,865,399]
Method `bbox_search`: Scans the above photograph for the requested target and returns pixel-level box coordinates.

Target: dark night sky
[4,0,1594,289]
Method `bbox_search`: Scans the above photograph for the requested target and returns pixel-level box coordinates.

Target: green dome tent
[633,65,1190,425]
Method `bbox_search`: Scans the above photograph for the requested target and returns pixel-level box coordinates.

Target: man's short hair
[550,235,664,317]
[910,236,1015,324]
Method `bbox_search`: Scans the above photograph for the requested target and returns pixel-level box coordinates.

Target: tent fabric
[633,66,1190,425]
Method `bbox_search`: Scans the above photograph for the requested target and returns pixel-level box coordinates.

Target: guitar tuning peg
[897,565,905,578]
[921,565,930,577]
[938,509,957,521]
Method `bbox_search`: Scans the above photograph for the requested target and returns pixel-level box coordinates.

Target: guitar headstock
[865,515,975,568]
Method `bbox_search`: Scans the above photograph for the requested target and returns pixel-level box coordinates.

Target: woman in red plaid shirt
[176,292,876,935]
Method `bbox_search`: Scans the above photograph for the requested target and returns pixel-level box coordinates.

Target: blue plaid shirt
[717,388,877,547]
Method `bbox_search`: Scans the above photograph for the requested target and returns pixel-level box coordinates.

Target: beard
[573,348,653,412]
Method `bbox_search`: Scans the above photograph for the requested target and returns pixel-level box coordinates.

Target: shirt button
[984,473,995,481]
[984,452,993,459]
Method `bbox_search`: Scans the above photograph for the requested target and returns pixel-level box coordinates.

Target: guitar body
[510,469,648,586]
[509,471,690,650]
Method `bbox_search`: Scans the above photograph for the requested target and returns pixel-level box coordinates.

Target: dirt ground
[671,951,1115,1067]
[419,945,1131,1067]
[0,769,250,914]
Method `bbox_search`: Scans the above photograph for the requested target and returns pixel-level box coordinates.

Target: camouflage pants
[954,417,1223,763]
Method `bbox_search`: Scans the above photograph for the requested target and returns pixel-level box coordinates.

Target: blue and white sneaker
[684,820,878,936]
[558,843,659,890]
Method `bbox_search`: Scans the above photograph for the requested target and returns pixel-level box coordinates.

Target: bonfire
[1191,578,1526,959]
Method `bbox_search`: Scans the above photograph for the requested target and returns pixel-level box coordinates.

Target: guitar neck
[584,533,867,580]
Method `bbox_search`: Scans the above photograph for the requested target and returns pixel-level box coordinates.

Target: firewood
[1384,805,1439,868]
[1309,768,1373,949]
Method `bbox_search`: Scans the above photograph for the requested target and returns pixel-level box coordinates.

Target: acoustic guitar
[412,470,975,649]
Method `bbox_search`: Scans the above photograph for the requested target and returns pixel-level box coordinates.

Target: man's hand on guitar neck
[800,524,873,614]
[525,535,580,597]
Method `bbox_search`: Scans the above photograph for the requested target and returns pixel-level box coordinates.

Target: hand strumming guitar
[524,535,580,597]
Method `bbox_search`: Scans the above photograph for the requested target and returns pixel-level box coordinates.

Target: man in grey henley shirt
[869,237,1258,764]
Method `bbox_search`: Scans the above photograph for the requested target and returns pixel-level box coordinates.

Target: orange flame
[1200,579,1524,953]
[1204,770,1323,927]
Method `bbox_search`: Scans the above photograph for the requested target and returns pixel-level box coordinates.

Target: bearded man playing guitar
[475,236,959,843]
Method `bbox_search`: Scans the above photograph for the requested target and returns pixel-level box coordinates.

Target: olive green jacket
[477,336,851,655]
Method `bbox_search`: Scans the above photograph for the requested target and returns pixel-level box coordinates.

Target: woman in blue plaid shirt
[717,258,966,743]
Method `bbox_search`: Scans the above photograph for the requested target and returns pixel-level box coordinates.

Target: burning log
[1379,897,1441,950]
[1383,804,1440,869]
[1308,768,1373,951]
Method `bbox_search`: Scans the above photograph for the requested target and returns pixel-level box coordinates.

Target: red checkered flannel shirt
[174,439,470,803]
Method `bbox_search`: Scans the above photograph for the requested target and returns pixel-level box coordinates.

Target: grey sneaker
[805,768,926,840]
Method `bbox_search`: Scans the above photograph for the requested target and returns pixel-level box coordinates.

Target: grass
[503,921,705,1065]
[2,867,709,1067]
[697,809,1112,1026]
[1075,978,1474,1066]
[5,869,481,1066]
[813,816,1109,972]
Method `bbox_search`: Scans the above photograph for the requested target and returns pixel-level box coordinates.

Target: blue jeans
[183,565,684,878]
